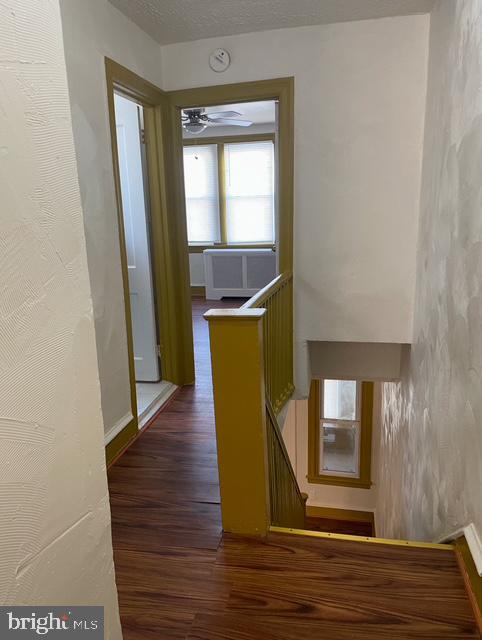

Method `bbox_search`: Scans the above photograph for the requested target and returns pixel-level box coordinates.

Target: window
[183,144,220,244]
[183,137,275,246]
[224,141,274,243]
[308,379,374,488]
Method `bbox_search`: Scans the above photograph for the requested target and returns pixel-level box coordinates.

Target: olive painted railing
[205,272,305,536]
[241,272,294,415]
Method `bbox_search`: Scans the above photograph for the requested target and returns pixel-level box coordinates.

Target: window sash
[224,140,275,244]
[183,144,221,244]
[319,380,362,478]
[183,138,275,246]
[318,420,361,478]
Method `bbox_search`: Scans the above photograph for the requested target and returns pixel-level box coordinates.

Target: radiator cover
[203,248,276,300]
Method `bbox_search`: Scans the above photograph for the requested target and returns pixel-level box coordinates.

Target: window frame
[183,133,276,248]
[308,379,374,489]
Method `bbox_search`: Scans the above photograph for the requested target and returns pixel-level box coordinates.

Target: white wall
[0,1,121,635]
[189,254,206,287]
[377,0,482,543]
[59,0,164,434]
[161,16,430,393]
[282,386,382,514]
[309,342,409,381]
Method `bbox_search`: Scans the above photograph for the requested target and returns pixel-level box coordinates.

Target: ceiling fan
[182,108,253,134]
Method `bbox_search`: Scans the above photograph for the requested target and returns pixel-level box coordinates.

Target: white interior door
[114,92,160,382]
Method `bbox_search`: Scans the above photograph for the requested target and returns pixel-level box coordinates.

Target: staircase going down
[189,529,479,640]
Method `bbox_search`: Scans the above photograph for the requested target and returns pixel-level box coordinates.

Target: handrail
[241,272,291,310]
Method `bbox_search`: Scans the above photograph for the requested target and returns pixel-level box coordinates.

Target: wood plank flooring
[108,297,239,639]
[108,297,477,639]
[306,515,374,536]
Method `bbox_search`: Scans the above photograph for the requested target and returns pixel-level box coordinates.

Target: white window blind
[183,145,220,244]
[224,141,275,244]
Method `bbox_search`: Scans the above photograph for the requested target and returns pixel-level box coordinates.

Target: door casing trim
[168,77,294,273]
[105,58,195,463]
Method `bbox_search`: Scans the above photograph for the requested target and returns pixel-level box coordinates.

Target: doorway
[105,62,294,462]
[105,59,195,463]
[113,92,175,426]
[167,79,294,376]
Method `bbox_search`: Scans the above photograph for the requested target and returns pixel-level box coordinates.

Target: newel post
[204,308,270,536]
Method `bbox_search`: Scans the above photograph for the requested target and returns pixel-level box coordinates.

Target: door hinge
[156,344,162,358]
[140,128,146,144]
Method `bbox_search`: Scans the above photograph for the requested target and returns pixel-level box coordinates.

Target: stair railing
[241,272,294,414]
[205,272,305,536]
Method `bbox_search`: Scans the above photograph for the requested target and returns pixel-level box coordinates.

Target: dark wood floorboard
[305,515,374,536]
[108,297,242,639]
[195,533,477,639]
[108,297,477,639]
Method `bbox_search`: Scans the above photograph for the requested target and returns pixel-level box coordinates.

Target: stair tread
[189,531,479,639]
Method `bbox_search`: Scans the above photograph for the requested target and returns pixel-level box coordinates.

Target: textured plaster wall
[378,0,482,541]
[0,0,121,634]
[161,16,429,394]
[59,0,164,434]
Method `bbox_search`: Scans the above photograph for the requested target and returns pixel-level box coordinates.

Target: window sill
[307,474,372,490]
[189,243,275,254]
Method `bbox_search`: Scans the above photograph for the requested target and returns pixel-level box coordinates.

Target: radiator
[203,248,277,300]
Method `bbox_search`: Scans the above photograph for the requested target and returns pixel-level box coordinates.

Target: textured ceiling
[108,0,434,45]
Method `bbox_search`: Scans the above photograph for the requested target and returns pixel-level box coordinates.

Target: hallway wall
[161,15,430,394]
[378,0,482,543]
[59,0,164,436]
[0,1,121,634]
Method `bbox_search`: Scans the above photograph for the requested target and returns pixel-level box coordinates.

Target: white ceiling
[202,101,276,124]
[108,0,434,46]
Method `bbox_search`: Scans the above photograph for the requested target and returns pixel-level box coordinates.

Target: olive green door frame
[105,58,195,462]
[167,77,295,274]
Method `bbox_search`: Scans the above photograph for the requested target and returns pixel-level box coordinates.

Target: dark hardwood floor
[108,297,477,639]
[108,297,238,639]
[305,515,373,536]
[191,532,477,639]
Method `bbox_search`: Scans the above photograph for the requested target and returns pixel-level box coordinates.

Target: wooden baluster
[265,299,270,406]
[275,288,282,411]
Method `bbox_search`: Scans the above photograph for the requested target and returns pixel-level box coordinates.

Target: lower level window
[308,379,374,488]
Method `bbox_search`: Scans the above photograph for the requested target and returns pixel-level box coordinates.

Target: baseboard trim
[106,385,181,469]
[438,523,482,576]
[104,412,134,445]
[138,382,177,428]
[466,524,482,577]
[191,286,205,297]
[269,526,454,550]
[455,536,482,635]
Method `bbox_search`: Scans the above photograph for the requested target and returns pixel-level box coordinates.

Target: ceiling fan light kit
[183,121,208,134]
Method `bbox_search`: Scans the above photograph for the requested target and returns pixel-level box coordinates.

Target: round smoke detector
[209,48,231,73]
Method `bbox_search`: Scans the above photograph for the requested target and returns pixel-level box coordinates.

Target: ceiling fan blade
[207,111,242,119]
[208,118,253,127]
